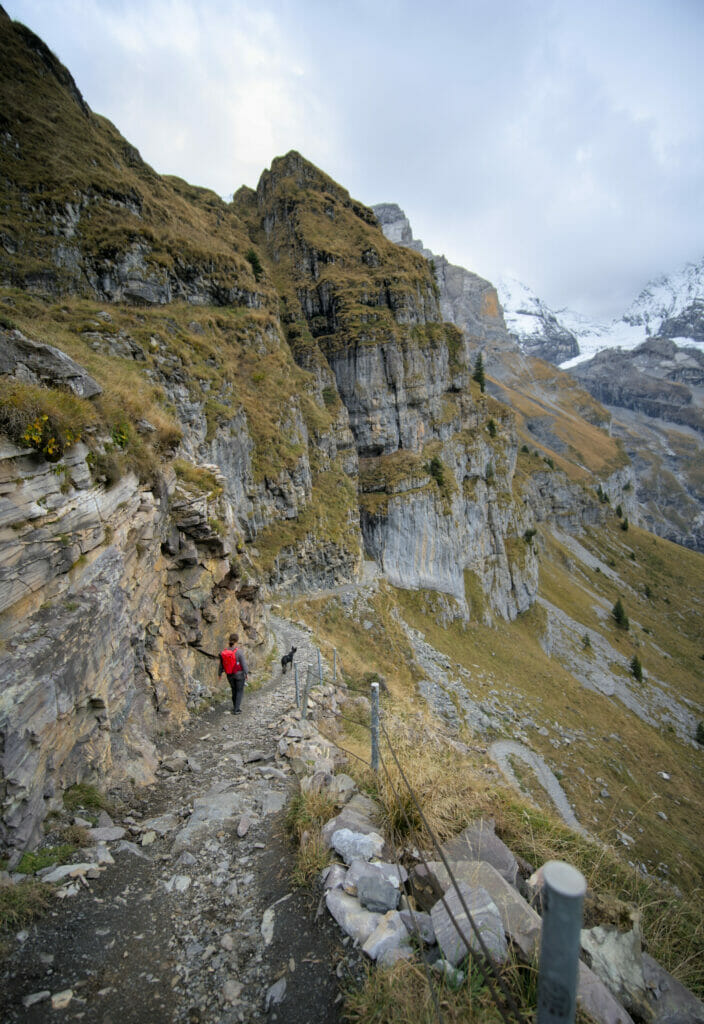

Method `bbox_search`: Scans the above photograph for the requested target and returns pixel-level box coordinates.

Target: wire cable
[378,718,529,1024]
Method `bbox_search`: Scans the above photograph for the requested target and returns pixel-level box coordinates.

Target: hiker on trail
[219,632,248,715]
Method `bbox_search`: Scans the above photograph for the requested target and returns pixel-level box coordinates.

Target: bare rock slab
[430,881,507,967]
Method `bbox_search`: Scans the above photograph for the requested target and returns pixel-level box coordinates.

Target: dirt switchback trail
[0,620,355,1024]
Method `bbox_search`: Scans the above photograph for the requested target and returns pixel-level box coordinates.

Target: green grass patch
[0,880,51,932]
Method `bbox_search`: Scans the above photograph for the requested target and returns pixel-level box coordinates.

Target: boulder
[331,828,385,864]
[362,910,412,961]
[343,859,408,896]
[399,909,435,945]
[325,888,382,946]
[357,874,400,914]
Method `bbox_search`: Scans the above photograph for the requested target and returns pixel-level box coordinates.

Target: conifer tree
[630,654,643,681]
[612,597,629,630]
[472,352,486,393]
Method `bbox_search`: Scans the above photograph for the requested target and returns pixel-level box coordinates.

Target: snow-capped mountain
[497,258,704,369]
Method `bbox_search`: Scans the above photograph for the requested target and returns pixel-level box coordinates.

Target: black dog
[281,646,297,674]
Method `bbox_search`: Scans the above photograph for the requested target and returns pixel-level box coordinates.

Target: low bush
[0,379,97,459]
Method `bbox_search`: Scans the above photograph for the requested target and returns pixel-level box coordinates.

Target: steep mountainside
[0,6,702,928]
[375,202,704,552]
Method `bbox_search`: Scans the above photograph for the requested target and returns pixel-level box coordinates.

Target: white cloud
[5,0,704,318]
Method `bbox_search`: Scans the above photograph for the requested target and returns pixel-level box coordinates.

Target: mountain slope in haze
[495,262,704,369]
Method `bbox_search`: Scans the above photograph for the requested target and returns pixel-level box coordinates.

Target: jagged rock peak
[256,150,376,224]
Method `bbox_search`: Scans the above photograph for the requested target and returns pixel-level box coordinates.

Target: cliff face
[0,14,633,853]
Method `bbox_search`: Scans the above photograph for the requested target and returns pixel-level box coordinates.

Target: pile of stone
[279,701,704,1024]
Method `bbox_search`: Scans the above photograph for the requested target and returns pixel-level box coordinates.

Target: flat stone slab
[261,790,287,816]
[87,826,126,843]
[578,961,635,1024]
[440,818,519,887]
[172,790,245,852]
[322,808,379,846]
[425,859,541,960]
[141,813,180,836]
[642,952,704,1024]
[430,881,507,966]
[326,888,382,946]
[399,909,435,945]
[41,863,100,884]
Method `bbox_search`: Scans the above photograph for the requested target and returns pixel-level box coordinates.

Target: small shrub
[0,380,96,459]
[485,462,494,483]
[426,456,445,489]
[612,598,629,630]
[696,721,704,746]
[487,417,497,438]
[582,633,592,650]
[322,386,337,408]
[543,455,555,470]
[616,504,623,518]
[620,516,629,531]
[630,654,643,682]
[520,444,529,454]
[63,782,112,813]
[0,880,51,931]
[17,843,77,874]
[245,247,263,282]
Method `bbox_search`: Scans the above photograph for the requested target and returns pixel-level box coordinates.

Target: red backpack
[221,648,242,674]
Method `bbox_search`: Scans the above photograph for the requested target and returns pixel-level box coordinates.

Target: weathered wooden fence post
[536,861,586,1024]
[371,681,380,773]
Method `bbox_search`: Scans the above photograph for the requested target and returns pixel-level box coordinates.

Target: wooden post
[294,662,299,708]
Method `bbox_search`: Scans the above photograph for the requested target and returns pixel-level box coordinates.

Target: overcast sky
[6,0,704,320]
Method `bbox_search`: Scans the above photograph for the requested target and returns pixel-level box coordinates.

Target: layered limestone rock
[0,439,265,853]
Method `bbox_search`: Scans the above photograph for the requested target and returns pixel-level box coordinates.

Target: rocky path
[1,618,350,1024]
[489,739,588,836]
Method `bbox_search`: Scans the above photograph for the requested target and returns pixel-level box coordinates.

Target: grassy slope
[291,520,704,994]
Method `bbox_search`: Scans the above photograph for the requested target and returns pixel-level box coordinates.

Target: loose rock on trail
[1,619,359,1023]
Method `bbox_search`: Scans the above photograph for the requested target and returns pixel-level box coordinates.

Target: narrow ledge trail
[1,617,360,1024]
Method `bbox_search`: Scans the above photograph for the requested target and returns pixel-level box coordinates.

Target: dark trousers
[228,671,246,712]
